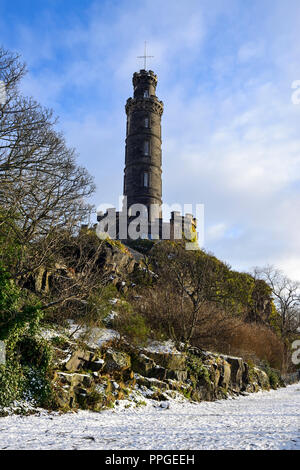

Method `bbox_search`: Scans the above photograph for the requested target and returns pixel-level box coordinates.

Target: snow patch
[67,321,120,349]
[143,340,180,355]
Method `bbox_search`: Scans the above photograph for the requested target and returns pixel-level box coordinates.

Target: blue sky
[1,0,300,279]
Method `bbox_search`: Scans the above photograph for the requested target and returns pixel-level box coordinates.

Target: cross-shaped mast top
[137,41,154,70]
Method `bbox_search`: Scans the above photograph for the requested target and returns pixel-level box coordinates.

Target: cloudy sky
[1,0,300,280]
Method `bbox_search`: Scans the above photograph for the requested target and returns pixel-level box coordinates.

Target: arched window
[144,90,149,98]
[143,172,149,187]
[144,116,149,128]
[144,141,149,156]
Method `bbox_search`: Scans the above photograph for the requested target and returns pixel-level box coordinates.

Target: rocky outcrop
[221,355,246,392]
[254,367,270,390]
[50,336,279,413]
[27,240,138,297]
[141,348,186,371]
[100,242,136,279]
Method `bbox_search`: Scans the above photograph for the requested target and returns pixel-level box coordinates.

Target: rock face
[253,367,270,390]
[64,350,91,372]
[142,349,186,371]
[52,338,277,412]
[100,242,136,278]
[130,345,273,402]
[221,356,246,392]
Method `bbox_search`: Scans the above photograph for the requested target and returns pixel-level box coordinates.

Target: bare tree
[139,242,232,344]
[38,231,110,323]
[0,46,95,285]
[254,266,300,371]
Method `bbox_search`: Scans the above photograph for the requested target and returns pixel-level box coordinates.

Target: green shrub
[0,362,23,408]
[50,335,69,349]
[17,336,52,372]
[0,264,42,344]
[22,366,54,408]
[85,284,119,326]
[0,264,52,410]
[262,361,280,389]
[187,353,211,385]
[114,309,151,346]
[268,370,280,389]
[0,334,55,410]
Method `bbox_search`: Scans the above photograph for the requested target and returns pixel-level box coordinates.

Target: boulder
[254,367,270,390]
[211,365,221,388]
[57,372,92,388]
[131,353,156,376]
[104,349,131,373]
[54,372,94,409]
[191,385,213,402]
[242,362,250,390]
[142,348,186,371]
[64,349,91,372]
[218,360,231,391]
[101,242,136,277]
[150,365,168,380]
[222,355,245,392]
[54,387,75,409]
[135,374,168,391]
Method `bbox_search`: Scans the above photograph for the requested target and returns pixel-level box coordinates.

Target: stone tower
[97,68,197,244]
[123,69,163,221]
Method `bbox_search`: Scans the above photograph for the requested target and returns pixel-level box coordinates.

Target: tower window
[143,172,149,187]
[144,116,149,128]
[144,90,149,98]
[127,115,131,134]
[144,141,149,156]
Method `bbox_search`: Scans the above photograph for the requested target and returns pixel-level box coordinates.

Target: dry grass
[133,284,284,370]
[194,319,284,370]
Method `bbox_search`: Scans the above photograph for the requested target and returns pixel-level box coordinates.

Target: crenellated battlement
[125,96,164,116]
[97,209,197,242]
[132,69,158,88]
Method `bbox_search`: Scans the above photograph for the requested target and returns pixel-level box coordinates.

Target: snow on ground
[66,321,120,349]
[40,320,121,350]
[0,383,299,450]
[40,321,178,354]
[143,339,179,355]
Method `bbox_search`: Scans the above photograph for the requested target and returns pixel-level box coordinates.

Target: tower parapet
[133,70,158,96]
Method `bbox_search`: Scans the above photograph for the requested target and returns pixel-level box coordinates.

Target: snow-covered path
[0,383,299,450]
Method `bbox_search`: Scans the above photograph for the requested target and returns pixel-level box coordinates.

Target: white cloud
[206,223,227,242]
